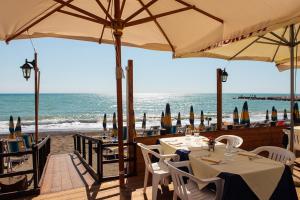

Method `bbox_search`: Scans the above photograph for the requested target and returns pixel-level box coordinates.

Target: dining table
[159,136,297,200]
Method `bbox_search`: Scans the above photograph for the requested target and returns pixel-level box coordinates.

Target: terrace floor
[18,153,300,200]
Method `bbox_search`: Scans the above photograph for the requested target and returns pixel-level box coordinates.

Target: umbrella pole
[290,24,295,152]
[114,0,125,188]
[34,52,39,144]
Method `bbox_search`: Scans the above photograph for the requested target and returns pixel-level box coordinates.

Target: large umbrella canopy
[294,102,300,123]
[15,116,22,137]
[142,113,146,129]
[164,103,172,133]
[271,106,278,121]
[176,112,181,127]
[240,101,250,125]
[9,116,14,138]
[103,113,107,130]
[233,107,239,124]
[189,105,194,129]
[160,111,165,128]
[284,109,288,120]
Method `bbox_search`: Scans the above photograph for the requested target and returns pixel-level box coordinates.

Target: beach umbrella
[112,112,118,137]
[271,106,278,121]
[266,110,269,121]
[240,101,250,125]
[176,112,182,127]
[284,109,288,120]
[9,116,14,138]
[199,110,205,130]
[294,103,300,123]
[103,113,107,131]
[189,106,195,129]
[15,116,22,137]
[142,113,146,129]
[233,107,239,124]
[161,111,165,128]
[164,103,172,133]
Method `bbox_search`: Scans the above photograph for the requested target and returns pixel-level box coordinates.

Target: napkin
[238,151,257,158]
[201,157,221,164]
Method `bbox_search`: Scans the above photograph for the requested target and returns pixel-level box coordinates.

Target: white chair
[283,129,300,151]
[138,143,179,200]
[165,160,224,200]
[215,135,243,148]
[251,146,295,166]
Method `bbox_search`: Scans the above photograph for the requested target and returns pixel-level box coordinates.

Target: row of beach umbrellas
[8,116,22,138]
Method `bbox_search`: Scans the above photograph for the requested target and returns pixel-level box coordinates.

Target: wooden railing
[73,133,137,183]
[0,135,51,199]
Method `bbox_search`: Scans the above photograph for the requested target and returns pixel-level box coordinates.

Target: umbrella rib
[58,10,103,24]
[271,26,288,62]
[269,31,289,44]
[125,6,193,27]
[256,41,287,46]
[95,0,113,22]
[137,0,175,53]
[229,37,260,60]
[174,0,223,24]
[99,0,112,44]
[258,36,287,46]
[295,25,300,42]
[5,0,75,43]
[120,0,126,17]
[53,0,110,26]
[123,0,158,23]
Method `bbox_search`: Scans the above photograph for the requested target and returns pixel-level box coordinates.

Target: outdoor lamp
[20,59,35,81]
[221,68,228,82]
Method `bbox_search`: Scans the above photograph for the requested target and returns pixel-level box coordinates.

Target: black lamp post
[221,68,228,82]
[217,68,229,130]
[20,53,39,144]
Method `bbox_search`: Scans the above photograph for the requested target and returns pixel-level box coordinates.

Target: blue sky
[0,38,295,94]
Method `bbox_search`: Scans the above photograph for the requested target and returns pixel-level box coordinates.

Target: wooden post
[290,24,295,152]
[32,144,38,189]
[217,68,222,130]
[126,60,135,175]
[0,142,4,174]
[114,0,125,187]
[82,138,86,159]
[88,140,93,166]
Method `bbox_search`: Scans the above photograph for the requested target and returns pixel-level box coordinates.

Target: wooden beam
[53,0,110,26]
[124,0,158,23]
[5,0,74,43]
[125,6,193,27]
[95,0,113,22]
[99,0,112,44]
[137,0,175,52]
[58,10,102,24]
[175,0,223,24]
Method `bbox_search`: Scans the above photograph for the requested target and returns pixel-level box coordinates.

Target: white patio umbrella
[1,0,300,184]
[178,22,300,151]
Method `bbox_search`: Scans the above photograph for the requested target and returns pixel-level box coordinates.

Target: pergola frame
[4,0,223,187]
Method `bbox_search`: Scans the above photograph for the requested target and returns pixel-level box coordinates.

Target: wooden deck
[16,153,300,200]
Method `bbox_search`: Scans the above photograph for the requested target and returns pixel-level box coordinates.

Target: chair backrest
[7,140,20,153]
[215,135,243,148]
[293,129,300,150]
[252,146,295,166]
[165,160,223,200]
[137,143,162,173]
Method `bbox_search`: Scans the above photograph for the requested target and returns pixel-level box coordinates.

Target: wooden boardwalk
[18,153,172,200]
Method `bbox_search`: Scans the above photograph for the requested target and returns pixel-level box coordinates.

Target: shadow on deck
[18,153,172,200]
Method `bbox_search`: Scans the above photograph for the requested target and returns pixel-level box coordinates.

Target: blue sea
[0,93,293,134]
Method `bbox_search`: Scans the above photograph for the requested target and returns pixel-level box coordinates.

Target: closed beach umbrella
[161,111,165,128]
[164,103,172,133]
[103,113,107,131]
[189,106,195,129]
[112,112,117,137]
[9,116,14,138]
[294,103,300,123]
[199,110,205,130]
[284,109,288,120]
[142,113,146,129]
[233,107,239,124]
[15,116,22,137]
[266,110,269,121]
[271,106,278,121]
[240,101,250,125]
[176,112,182,127]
